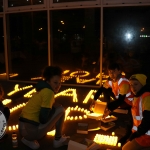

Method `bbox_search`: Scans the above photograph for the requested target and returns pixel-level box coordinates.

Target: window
[51,8,101,85]
[7,11,48,81]
[103,6,150,81]
[8,0,44,7]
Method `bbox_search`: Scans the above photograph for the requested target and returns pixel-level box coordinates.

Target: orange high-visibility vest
[131,92,150,147]
[108,76,133,106]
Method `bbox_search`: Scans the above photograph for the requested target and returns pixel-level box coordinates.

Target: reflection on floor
[0,80,127,150]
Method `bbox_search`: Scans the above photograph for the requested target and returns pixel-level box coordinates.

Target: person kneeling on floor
[19,66,70,149]
[0,84,10,142]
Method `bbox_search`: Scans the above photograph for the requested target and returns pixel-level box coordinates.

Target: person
[19,66,70,149]
[0,84,10,141]
[122,74,150,150]
[90,62,133,108]
[90,62,134,144]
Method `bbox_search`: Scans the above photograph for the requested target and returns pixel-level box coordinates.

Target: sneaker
[21,137,40,149]
[53,135,70,148]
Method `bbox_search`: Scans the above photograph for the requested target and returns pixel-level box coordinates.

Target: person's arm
[39,88,55,124]
[129,110,150,141]
[94,86,104,100]
[107,94,126,111]
[103,94,127,118]
[94,80,111,100]
[39,107,55,124]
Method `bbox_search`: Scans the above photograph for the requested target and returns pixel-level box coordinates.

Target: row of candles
[2,99,12,105]
[93,133,121,147]
[65,106,90,121]
[55,88,78,102]
[8,105,88,131]
[10,103,26,113]
[7,84,33,96]
[8,125,18,131]
[24,88,36,98]
[6,84,105,105]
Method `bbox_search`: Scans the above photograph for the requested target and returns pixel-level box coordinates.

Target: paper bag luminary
[87,101,107,120]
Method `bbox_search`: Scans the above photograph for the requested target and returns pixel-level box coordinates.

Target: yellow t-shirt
[103,80,130,95]
[119,83,130,95]
[133,96,150,111]
[20,88,54,123]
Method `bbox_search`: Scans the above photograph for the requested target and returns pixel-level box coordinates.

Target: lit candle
[16,125,18,129]
[118,143,121,147]
[13,125,16,130]
[112,132,115,136]
[9,126,12,131]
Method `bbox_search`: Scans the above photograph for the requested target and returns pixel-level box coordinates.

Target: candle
[9,126,12,131]
[112,132,115,136]
[118,143,121,147]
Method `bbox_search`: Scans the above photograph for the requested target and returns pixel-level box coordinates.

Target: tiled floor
[0,80,126,150]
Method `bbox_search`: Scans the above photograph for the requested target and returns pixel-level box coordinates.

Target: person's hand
[89,100,95,111]
[103,108,111,119]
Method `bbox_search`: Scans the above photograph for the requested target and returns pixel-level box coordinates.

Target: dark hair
[42,66,63,81]
[107,63,121,71]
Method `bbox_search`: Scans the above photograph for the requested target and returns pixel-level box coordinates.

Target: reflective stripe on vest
[132,126,150,135]
[128,98,134,101]
[132,116,142,120]
[108,78,133,101]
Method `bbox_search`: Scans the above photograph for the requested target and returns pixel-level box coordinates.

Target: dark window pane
[7,11,48,81]
[8,0,44,7]
[0,0,3,12]
[51,8,100,86]
[103,6,150,83]
[0,18,5,77]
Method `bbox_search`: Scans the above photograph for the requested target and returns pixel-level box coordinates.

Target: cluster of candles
[7,84,33,96]
[24,88,36,98]
[93,133,121,147]
[76,77,96,84]
[96,73,109,79]
[10,102,26,113]
[55,88,78,102]
[61,76,73,82]
[83,90,96,103]
[31,77,42,80]
[8,125,18,131]
[65,106,90,121]
[2,99,12,105]
[0,73,18,78]
[70,71,90,77]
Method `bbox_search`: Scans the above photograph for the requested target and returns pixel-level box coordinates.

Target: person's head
[129,74,147,95]
[107,63,122,81]
[42,66,63,93]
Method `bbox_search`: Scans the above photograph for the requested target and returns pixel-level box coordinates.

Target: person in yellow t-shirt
[19,66,70,149]
[122,74,150,150]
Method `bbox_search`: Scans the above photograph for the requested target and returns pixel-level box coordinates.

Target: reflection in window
[51,8,100,85]
[7,11,48,81]
[8,0,44,7]
[103,7,150,81]
[53,0,95,3]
